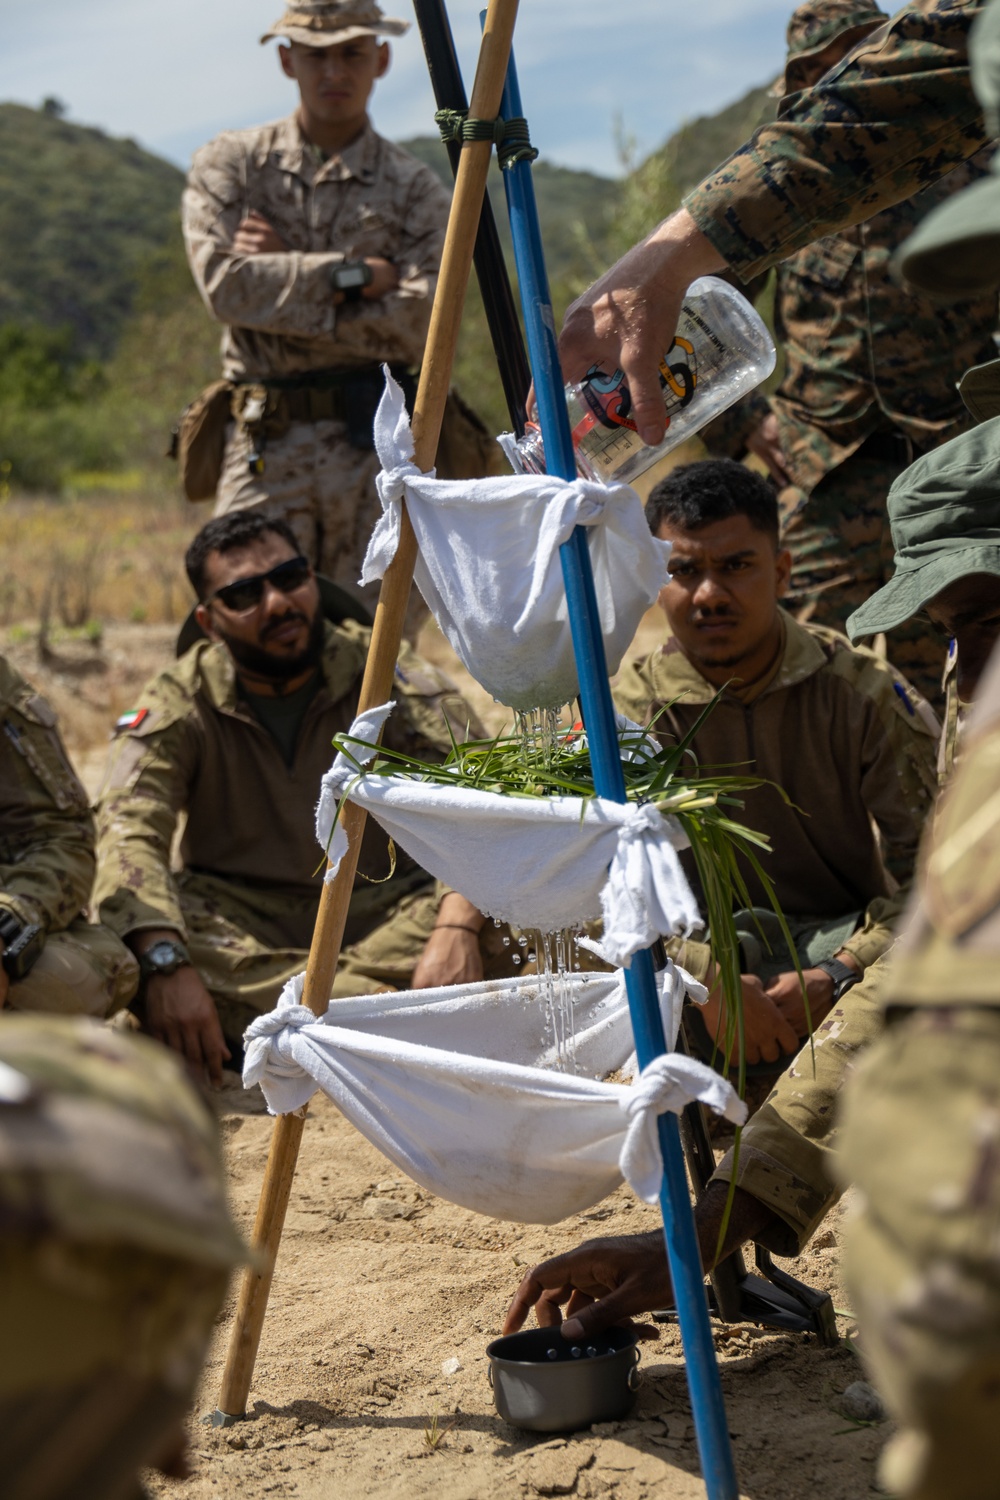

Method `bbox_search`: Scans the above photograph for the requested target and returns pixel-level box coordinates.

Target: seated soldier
[94,510,492,1084]
[613,457,938,1069]
[504,425,1000,1345]
[0,654,137,1016]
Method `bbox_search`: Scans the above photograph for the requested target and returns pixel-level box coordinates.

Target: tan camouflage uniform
[613,612,939,983]
[837,641,1000,1500]
[701,2,998,707]
[0,656,137,1018]
[94,621,488,1046]
[0,1015,246,1500]
[182,115,451,605]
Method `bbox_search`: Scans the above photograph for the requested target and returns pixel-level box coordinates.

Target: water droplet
[527,951,537,964]
[512,955,521,966]
[518,935,528,948]
[493,917,502,928]
[546,1348,559,1361]
[570,1346,583,1359]
[502,936,511,948]
[586,1346,599,1358]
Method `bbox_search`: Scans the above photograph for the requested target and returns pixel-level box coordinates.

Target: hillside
[662,83,776,196]
[0,103,185,358]
[0,91,772,491]
[401,135,620,278]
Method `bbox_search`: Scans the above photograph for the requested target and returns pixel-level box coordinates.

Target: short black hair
[645,458,779,543]
[185,511,302,600]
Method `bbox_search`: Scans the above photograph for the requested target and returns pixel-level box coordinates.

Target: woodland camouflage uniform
[0,1015,246,1500]
[0,655,137,1017]
[703,0,998,705]
[183,111,452,605]
[93,620,486,1049]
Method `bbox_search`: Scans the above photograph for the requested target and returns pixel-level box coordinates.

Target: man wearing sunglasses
[92,511,490,1085]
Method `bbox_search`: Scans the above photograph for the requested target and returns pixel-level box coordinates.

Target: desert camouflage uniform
[94,621,491,1046]
[836,640,1000,1500]
[183,115,451,605]
[0,656,137,1018]
[0,1014,245,1500]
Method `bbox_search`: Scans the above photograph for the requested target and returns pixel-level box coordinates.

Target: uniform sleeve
[323,166,450,369]
[183,136,344,338]
[93,708,200,941]
[183,139,449,359]
[0,695,95,935]
[684,0,987,281]
[838,669,940,971]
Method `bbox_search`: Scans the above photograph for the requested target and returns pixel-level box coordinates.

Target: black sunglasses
[207,555,313,614]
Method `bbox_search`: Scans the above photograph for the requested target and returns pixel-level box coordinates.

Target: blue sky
[0,0,791,177]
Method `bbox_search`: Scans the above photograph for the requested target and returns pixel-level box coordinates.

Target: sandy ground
[145,1092,884,1500]
[0,612,890,1497]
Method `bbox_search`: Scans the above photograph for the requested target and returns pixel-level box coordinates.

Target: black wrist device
[815,957,860,1002]
[330,259,373,303]
[0,912,45,982]
[139,939,192,981]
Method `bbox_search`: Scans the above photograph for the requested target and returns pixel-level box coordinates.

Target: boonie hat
[846,417,1000,641]
[261,0,408,47]
[895,0,1000,297]
[772,0,886,95]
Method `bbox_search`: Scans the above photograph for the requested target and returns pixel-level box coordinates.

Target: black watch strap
[815,957,860,1001]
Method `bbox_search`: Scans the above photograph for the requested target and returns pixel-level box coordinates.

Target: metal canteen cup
[486,1325,641,1432]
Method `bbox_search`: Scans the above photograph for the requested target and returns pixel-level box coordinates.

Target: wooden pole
[211,0,521,1423]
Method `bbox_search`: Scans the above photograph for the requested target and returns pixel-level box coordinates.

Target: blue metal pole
[493,38,738,1500]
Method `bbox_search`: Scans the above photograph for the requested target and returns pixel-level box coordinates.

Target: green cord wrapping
[434,108,539,169]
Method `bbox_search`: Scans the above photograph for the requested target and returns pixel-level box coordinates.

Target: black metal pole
[412,0,531,436]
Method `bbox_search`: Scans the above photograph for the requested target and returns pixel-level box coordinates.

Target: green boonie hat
[895,0,1000,296]
[847,416,1000,640]
[772,0,886,95]
[261,0,409,47]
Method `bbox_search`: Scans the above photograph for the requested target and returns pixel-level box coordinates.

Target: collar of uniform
[195,620,365,717]
[267,112,378,185]
[644,609,826,706]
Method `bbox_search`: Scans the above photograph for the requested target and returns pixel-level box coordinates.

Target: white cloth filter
[361,371,671,711]
[243,965,745,1223]
[318,703,701,968]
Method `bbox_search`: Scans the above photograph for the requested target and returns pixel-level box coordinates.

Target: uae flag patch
[115,707,149,733]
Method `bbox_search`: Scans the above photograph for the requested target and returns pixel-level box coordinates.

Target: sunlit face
[195,531,322,681]
[656,513,791,674]
[279,37,389,130]
[925,572,1000,701]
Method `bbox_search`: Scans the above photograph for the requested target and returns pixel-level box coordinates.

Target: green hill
[0,103,185,358]
[0,93,773,489]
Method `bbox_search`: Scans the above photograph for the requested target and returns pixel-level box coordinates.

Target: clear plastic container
[512,276,776,486]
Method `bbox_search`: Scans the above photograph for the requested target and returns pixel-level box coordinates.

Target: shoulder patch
[115,708,150,734]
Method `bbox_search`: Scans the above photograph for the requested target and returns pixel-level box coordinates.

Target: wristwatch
[139,939,192,980]
[815,957,861,1002]
[0,908,45,982]
[330,259,373,303]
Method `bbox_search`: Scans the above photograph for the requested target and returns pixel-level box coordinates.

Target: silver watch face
[145,940,188,974]
[335,264,367,290]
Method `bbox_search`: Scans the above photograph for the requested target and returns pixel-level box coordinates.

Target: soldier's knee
[7,925,138,1018]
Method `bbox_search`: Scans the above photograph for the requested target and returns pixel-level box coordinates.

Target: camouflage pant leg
[7,918,139,1019]
[216,418,382,613]
[782,453,946,708]
[711,954,887,1256]
[839,1007,1000,1500]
